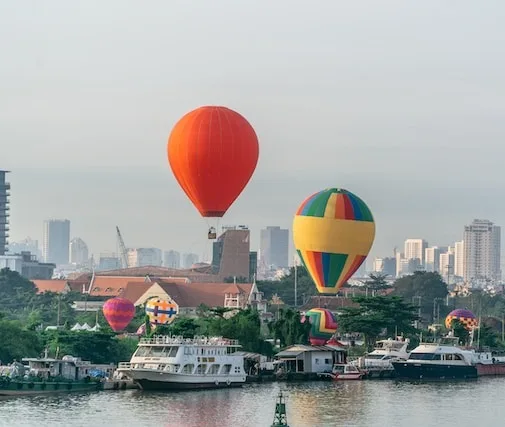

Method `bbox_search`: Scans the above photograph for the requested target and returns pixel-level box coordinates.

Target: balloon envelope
[145,298,179,325]
[102,297,135,332]
[293,188,375,294]
[167,106,259,218]
[302,308,338,346]
[445,308,478,331]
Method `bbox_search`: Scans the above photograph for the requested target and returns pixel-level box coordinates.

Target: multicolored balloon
[102,297,135,332]
[445,309,478,331]
[302,308,338,346]
[293,188,375,294]
[145,297,179,325]
[167,106,259,218]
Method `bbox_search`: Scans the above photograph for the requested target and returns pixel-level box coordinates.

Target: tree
[391,271,448,322]
[364,273,391,295]
[338,296,419,349]
[269,308,311,348]
[450,319,470,346]
[0,317,42,363]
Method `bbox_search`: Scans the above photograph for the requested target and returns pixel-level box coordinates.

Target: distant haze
[2,1,504,263]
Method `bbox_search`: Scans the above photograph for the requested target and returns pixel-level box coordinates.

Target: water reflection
[1,379,505,427]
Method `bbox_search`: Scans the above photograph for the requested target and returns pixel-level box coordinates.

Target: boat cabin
[22,356,115,381]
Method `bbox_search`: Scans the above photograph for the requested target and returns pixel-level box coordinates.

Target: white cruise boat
[117,335,247,390]
[352,337,410,377]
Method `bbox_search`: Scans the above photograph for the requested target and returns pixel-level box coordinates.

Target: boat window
[182,364,194,374]
[409,353,439,361]
[432,354,441,360]
[150,347,166,357]
[454,354,463,361]
[135,347,153,357]
[196,364,207,374]
[333,366,345,373]
[208,364,220,374]
[167,347,179,357]
[221,364,232,374]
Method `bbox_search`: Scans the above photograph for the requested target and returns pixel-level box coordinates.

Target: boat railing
[138,335,240,347]
[118,362,132,369]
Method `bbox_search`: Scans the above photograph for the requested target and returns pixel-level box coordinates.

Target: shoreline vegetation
[2,267,505,366]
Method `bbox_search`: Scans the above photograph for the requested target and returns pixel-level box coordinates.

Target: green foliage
[364,273,392,293]
[391,271,448,322]
[257,266,316,306]
[269,308,311,348]
[450,319,470,345]
[0,317,43,363]
[42,330,137,364]
[338,296,419,349]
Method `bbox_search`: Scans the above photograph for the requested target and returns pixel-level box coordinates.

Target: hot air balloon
[145,297,179,325]
[302,308,338,346]
[102,297,135,332]
[167,106,259,239]
[445,309,478,331]
[293,188,375,294]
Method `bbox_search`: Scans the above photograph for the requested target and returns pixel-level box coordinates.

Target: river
[0,379,502,427]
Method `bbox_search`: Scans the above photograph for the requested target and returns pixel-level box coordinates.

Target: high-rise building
[70,237,89,265]
[0,171,10,255]
[42,219,71,265]
[425,247,441,273]
[8,237,41,260]
[439,248,454,283]
[163,250,181,268]
[372,257,396,277]
[212,226,250,280]
[464,219,501,284]
[404,239,428,265]
[182,252,199,269]
[127,248,162,267]
[259,226,289,269]
[454,240,465,278]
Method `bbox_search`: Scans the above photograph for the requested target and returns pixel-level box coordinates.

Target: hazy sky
[2,1,504,264]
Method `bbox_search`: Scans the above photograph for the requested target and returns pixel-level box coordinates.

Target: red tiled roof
[32,280,69,294]
[95,266,219,281]
[119,281,156,304]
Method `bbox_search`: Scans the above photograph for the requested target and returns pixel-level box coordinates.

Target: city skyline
[2,2,505,264]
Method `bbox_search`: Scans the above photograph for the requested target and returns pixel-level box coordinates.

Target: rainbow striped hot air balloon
[302,308,338,346]
[145,297,179,325]
[102,297,135,332]
[445,309,478,331]
[293,188,376,294]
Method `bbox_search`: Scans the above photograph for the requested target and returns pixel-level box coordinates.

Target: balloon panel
[445,308,478,331]
[145,298,179,325]
[293,188,375,293]
[167,106,259,218]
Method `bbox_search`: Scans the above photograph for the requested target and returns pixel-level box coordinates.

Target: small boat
[117,335,247,391]
[271,391,289,427]
[318,363,367,381]
[351,337,410,378]
[103,371,138,390]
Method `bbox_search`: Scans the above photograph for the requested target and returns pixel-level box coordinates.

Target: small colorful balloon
[145,298,179,325]
[445,309,478,331]
[302,308,338,346]
[102,297,135,332]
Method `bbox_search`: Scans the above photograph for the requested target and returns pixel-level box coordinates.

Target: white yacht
[352,337,410,378]
[117,335,247,390]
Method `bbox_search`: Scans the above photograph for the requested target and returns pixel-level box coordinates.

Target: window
[208,364,220,375]
[182,364,194,374]
[325,359,331,364]
[105,287,112,292]
[221,364,232,374]
[196,364,207,374]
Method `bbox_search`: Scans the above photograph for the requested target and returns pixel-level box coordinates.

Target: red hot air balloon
[102,297,135,332]
[167,106,259,224]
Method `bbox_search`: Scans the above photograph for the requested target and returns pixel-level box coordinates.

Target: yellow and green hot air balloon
[293,188,375,294]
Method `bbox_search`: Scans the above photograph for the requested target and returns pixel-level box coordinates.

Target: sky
[1,0,505,265]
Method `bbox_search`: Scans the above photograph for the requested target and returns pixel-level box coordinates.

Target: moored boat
[318,363,367,381]
[392,335,505,380]
[117,335,247,391]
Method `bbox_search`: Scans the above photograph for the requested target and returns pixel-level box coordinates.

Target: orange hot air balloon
[167,106,259,220]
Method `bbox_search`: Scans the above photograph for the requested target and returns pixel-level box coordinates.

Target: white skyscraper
[69,237,89,265]
[454,240,465,278]
[425,247,441,272]
[404,239,428,265]
[464,219,501,284]
[439,248,455,283]
[42,219,71,265]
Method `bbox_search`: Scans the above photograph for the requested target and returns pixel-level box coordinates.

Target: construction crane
[116,226,129,269]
